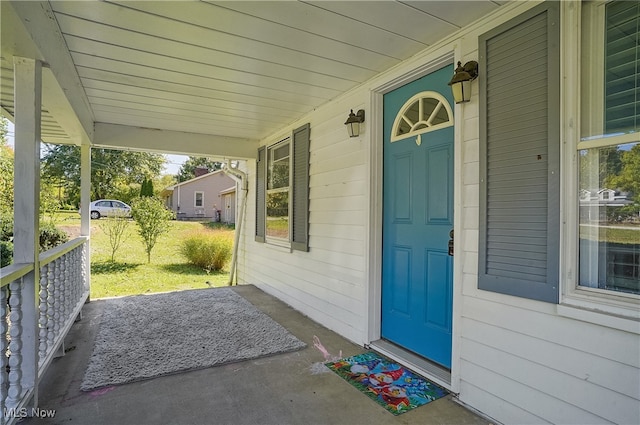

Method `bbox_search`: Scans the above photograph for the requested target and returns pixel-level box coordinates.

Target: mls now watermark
[4,407,56,419]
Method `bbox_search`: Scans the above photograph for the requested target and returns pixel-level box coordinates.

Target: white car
[87,200,132,219]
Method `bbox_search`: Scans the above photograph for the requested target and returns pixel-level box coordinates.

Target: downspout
[222,160,248,286]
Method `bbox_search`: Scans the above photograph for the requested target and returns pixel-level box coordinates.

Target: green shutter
[291,123,310,252]
[478,2,560,303]
[255,146,266,243]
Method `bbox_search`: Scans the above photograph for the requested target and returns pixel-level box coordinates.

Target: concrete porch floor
[25,284,489,425]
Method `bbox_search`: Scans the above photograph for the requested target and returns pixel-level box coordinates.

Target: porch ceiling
[1,0,503,157]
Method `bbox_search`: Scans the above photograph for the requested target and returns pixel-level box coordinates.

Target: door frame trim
[366,47,464,393]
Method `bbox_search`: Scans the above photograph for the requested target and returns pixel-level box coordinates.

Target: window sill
[558,294,640,334]
[265,238,292,252]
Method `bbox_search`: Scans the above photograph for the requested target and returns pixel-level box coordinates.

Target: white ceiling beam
[41,67,89,145]
[94,123,258,160]
[9,1,94,144]
[1,106,14,121]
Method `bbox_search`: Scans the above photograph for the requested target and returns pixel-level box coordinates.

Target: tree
[607,144,640,196]
[579,146,623,190]
[130,197,173,263]
[0,117,13,216]
[155,174,176,193]
[99,211,131,262]
[0,117,13,267]
[607,143,640,217]
[41,145,165,205]
[176,157,222,182]
[140,177,154,197]
[40,185,63,228]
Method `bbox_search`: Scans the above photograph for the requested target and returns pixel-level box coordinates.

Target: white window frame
[265,137,292,247]
[560,1,639,328]
[390,91,454,143]
[194,191,204,208]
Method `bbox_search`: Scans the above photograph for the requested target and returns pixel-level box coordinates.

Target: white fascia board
[94,123,258,160]
[8,1,94,143]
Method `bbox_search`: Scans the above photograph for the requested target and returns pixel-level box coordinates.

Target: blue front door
[381,65,454,368]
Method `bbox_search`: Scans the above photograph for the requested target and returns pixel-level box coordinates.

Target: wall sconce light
[448,61,479,104]
[345,109,365,138]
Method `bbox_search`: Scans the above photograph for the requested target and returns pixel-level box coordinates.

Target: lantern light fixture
[345,109,365,138]
[448,60,479,104]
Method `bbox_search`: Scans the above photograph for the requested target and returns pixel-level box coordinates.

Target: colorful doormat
[325,351,447,415]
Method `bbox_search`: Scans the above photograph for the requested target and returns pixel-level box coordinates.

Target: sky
[164,154,188,175]
[7,120,187,176]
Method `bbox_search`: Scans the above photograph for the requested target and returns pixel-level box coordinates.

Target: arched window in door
[390,91,453,143]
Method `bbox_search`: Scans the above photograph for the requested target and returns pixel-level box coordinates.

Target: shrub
[0,218,69,265]
[0,241,12,267]
[0,211,13,242]
[39,225,69,252]
[181,232,233,272]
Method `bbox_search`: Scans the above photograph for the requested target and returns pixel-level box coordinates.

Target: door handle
[448,229,454,256]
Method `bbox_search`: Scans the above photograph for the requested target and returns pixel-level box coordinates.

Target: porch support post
[80,143,91,296]
[12,56,42,408]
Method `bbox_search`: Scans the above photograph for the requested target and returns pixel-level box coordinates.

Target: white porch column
[11,56,42,408]
[80,143,91,295]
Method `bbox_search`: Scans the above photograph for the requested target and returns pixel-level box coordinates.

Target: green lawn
[579,224,640,244]
[55,212,235,299]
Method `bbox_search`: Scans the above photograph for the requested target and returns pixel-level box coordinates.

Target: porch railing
[0,237,89,424]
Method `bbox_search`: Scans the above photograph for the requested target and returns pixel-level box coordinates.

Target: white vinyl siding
[459,297,639,424]
[241,103,368,344]
[237,2,640,424]
[460,3,639,424]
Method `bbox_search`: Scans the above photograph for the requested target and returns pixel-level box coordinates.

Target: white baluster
[52,261,61,341]
[81,243,88,294]
[38,264,50,364]
[68,251,76,305]
[66,253,72,320]
[61,255,69,324]
[72,249,79,307]
[1,286,9,416]
[46,266,55,357]
[74,248,81,306]
[67,252,74,321]
[6,279,24,409]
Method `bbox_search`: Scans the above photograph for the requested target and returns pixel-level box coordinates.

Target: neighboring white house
[162,169,235,221]
[579,188,634,223]
[235,2,640,424]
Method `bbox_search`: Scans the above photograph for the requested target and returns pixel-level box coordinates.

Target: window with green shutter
[255,123,310,251]
[255,146,266,243]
